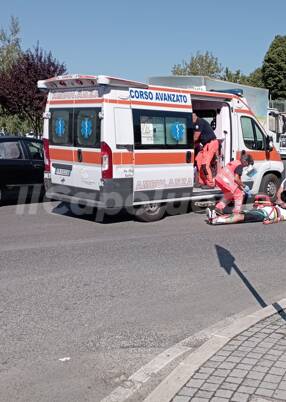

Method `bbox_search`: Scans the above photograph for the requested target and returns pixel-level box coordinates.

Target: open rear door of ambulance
[130,86,194,221]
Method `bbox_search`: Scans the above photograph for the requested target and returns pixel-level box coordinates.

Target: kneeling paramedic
[193,113,219,188]
[215,150,254,214]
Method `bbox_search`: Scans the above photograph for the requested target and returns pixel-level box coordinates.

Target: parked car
[0,137,44,204]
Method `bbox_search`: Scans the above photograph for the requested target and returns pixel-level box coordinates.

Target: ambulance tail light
[101,142,113,179]
[43,138,51,172]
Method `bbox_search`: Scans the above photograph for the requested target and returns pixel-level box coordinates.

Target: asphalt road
[1,201,286,402]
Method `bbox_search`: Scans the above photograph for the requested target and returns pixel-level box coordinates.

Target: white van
[38,74,284,222]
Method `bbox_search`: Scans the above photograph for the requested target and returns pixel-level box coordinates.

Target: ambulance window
[253,122,265,150]
[50,109,73,145]
[133,109,192,149]
[241,116,265,150]
[140,116,165,145]
[166,117,187,145]
[75,108,100,147]
[241,116,256,149]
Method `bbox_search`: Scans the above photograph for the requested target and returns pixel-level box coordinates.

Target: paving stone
[278,380,286,390]
[254,387,274,398]
[178,386,197,397]
[242,341,258,349]
[210,356,227,363]
[242,378,260,387]
[252,347,268,354]
[213,369,231,377]
[207,376,224,385]
[188,398,208,402]
[259,342,276,349]
[230,368,248,378]
[263,373,282,383]
[215,389,234,398]
[193,373,209,380]
[273,389,286,400]
[200,382,219,392]
[223,345,238,352]
[258,359,274,368]
[235,363,253,371]
[204,361,220,369]
[199,367,215,375]
[226,376,244,384]
[231,391,249,402]
[220,382,238,391]
[237,346,254,352]
[241,357,259,365]
[254,365,270,373]
[263,353,279,361]
[172,396,191,402]
[237,385,256,394]
[196,390,213,399]
[247,352,264,359]
[218,362,236,370]
[186,378,204,388]
[274,360,286,369]
[231,351,248,358]
[217,350,232,357]
[225,356,241,364]
[259,381,278,390]
[267,348,284,355]
[246,370,265,380]
[269,366,286,376]
[211,397,229,402]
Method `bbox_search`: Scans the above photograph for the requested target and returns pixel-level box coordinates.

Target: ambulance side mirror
[266,135,274,152]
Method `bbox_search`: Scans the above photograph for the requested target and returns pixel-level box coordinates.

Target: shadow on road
[215,245,286,321]
[52,202,134,224]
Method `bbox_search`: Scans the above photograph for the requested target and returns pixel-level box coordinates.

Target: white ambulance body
[38,74,284,222]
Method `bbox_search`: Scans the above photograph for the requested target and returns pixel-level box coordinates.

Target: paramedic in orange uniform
[215,151,254,214]
[193,113,219,188]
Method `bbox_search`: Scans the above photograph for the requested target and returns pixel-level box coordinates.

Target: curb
[143,297,286,402]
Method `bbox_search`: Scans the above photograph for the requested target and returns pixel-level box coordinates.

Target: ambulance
[38,74,284,222]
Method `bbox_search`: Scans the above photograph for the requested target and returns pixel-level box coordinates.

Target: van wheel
[259,174,280,202]
[134,203,166,222]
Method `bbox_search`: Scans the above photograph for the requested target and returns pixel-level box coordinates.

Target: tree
[262,35,286,99]
[0,16,21,72]
[172,51,223,78]
[221,67,249,84]
[247,68,264,88]
[0,44,66,134]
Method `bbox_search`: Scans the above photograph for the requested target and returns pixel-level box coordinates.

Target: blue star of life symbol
[55,118,65,137]
[81,118,92,139]
[171,122,185,142]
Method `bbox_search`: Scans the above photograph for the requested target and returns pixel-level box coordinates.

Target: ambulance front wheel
[134,203,166,222]
[259,173,280,202]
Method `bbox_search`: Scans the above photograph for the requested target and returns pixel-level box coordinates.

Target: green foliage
[221,67,249,84]
[247,68,264,88]
[0,43,66,134]
[172,51,223,78]
[262,35,286,99]
[172,51,265,89]
[0,16,21,72]
[0,113,30,135]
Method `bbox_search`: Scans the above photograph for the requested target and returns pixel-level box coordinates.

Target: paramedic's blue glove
[244,185,252,196]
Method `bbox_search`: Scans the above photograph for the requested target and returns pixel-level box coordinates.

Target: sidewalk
[173,309,286,402]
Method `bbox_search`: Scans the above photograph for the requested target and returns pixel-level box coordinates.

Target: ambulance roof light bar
[210,88,244,97]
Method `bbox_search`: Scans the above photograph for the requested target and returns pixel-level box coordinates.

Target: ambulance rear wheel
[259,173,280,202]
[134,203,166,222]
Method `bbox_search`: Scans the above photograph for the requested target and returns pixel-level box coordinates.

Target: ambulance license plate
[55,167,71,176]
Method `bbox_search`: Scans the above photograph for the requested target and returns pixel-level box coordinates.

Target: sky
[1,0,286,83]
